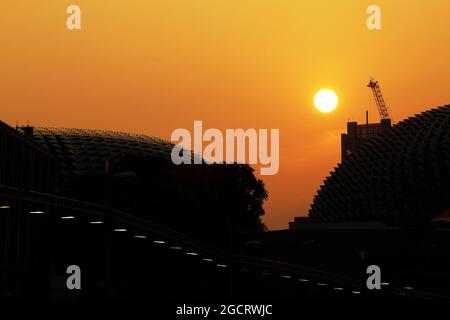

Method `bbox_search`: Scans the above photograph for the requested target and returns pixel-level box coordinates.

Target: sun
[314,89,338,113]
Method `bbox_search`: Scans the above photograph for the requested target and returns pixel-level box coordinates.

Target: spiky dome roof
[32,127,174,177]
[309,105,450,226]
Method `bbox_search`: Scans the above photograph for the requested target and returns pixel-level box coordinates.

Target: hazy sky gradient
[1,0,449,229]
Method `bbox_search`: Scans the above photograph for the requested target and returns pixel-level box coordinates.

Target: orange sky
[1,0,449,229]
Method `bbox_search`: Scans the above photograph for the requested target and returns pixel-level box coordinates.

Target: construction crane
[367,78,391,120]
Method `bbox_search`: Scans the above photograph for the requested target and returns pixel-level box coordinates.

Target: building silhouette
[0,120,390,300]
[341,116,391,162]
[284,105,450,297]
[311,105,450,225]
[1,104,450,300]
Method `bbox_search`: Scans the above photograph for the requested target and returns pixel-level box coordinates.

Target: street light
[29,210,45,214]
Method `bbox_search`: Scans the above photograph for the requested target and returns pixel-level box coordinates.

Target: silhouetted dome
[309,105,450,226]
[30,127,267,246]
[32,128,174,180]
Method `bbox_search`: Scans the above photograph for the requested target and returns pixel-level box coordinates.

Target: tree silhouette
[72,153,269,249]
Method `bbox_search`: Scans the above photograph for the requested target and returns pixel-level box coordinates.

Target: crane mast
[367,79,391,120]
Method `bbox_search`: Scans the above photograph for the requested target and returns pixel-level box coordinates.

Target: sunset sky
[1,0,449,229]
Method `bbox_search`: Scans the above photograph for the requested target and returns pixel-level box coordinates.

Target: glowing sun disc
[314,89,338,113]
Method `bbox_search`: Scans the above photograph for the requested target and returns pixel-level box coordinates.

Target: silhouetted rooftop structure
[341,117,391,162]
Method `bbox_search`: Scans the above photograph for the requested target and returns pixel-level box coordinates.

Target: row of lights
[381,281,414,291]
[278,273,414,295]
[148,238,228,268]
[26,205,231,268]
[2,203,415,294]
[51,209,229,268]
[1,204,45,215]
[261,270,361,294]
[54,206,415,294]
[270,272,416,295]
[1,204,219,261]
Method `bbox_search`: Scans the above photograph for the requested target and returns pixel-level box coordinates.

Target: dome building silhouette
[22,127,267,246]
[306,105,450,226]
[30,128,174,193]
